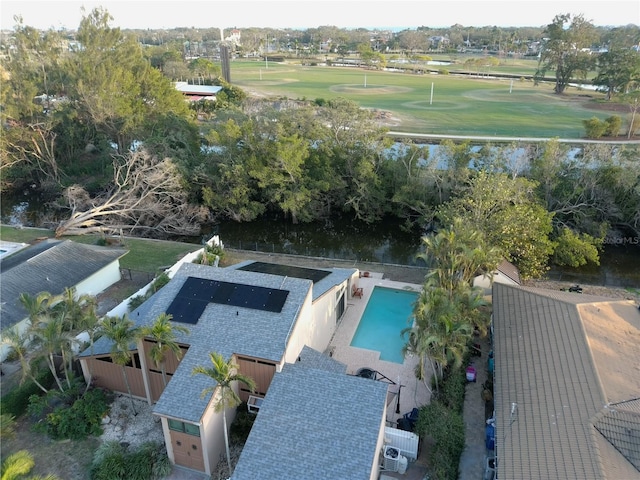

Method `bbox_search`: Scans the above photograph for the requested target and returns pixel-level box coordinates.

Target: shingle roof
[492,283,640,479]
[231,347,388,480]
[148,262,313,422]
[0,239,126,330]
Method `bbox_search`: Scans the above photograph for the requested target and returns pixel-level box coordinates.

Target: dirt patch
[525,279,640,302]
[1,416,98,480]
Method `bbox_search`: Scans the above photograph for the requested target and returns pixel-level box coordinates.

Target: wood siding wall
[88,357,146,398]
[235,355,276,402]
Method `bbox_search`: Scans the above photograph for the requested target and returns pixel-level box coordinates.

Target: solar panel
[238,262,331,283]
[165,276,289,324]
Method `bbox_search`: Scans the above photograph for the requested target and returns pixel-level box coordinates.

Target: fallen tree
[55,149,209,238]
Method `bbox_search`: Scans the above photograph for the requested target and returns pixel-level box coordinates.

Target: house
[79,260,364,475]
[174,82,223,101]
[232,345,389,479]
[0,239,127,360]
[491,283,640,479]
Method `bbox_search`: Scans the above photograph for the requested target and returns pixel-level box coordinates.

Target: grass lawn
[0,226,201,273]
[229,60,618,138]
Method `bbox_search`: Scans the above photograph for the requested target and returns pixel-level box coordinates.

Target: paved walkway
[459,335,494,480]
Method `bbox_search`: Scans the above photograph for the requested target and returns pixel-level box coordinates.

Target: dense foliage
[90,441,171,480]
[1,8,639,277]
[28,387,110,440]
[415,369,467,480]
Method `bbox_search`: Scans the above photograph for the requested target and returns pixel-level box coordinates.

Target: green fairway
[229,60,615,138]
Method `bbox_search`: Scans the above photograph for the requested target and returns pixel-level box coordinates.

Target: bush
[435,368,466,413]
[128,272,171,310]
[415,401,465,480]
[583,116,607,139]
[91,441,171,480]
[36,388,110,440]
[604,115,622,137]
[0,370,55,418]
[230,404,257,443]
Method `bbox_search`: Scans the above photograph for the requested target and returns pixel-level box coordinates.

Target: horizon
[2,1,639,31]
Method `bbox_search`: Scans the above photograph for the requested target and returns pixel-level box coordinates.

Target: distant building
[174,82,222,101]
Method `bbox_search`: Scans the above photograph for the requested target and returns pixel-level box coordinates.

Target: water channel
[2,194,639,289]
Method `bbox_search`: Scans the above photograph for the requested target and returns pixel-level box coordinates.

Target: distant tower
[220,44,231,83]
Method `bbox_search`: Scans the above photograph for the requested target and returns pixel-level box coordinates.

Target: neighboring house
[0,239,127,360]
[473,259,521,293]
[231,345,389,480]
[492,283,640,479]
[174,82,223,101]
[79,260,363,475]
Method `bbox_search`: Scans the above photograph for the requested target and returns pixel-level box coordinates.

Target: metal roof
[231,347,388,480]
[492,283,640,479]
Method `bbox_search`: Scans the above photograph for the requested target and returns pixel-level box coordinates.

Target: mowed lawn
[229,60,615,138]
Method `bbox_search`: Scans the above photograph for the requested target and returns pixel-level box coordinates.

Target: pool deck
[327,272,432,426]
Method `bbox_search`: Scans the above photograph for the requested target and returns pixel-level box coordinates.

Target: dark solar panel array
[166,276,289,324]
[238,262,331,283]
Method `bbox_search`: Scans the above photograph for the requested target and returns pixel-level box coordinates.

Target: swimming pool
[350,286,418,364]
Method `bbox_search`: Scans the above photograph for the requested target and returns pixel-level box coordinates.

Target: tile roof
[492,283,640,479]
[231,347,388,480]
[149,262,313,422]
[0,239,126,330]
[496,259,521,285]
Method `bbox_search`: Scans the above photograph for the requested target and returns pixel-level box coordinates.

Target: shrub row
[90,441,171,480]
[416,367,467,480]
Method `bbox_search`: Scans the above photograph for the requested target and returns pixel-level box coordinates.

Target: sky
[1,0,639,31]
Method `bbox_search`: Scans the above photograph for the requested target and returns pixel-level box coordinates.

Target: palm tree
[18,292,54,324]
[29,312,76,392]
[1,329,49,393]
[101,315,140,415]
[77,308,102,394]
[192,352,256,477]
[140,313,189,386]
[53,287,96,332]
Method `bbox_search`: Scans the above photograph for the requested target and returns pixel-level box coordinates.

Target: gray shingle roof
[149,262,313,422]
[231,348,388,480]
[493,283,640,479]
[0,239,126,330]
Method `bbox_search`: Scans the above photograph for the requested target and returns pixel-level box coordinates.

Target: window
[168,419,200,437]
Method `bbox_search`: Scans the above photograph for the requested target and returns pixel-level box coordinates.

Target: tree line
[1,8,639,280]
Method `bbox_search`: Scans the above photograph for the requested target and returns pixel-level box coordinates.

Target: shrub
[230,404,257,443]
[435,368,466,413]
[583,116,607,139]
[604,115,622,137]
[128,272,171,310]
[438,68,450,75]
[416,400,465,480]
[0,369,55,418]
[36,388,110,440]
[91,441,171,480]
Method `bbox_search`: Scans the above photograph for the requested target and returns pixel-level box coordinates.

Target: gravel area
[100,394,165,447]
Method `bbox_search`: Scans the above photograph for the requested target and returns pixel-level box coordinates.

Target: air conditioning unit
[382,445,400,472]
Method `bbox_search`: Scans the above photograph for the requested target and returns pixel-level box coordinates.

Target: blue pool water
[350,286,418,363]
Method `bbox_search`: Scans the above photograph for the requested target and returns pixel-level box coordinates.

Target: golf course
[228,59,624,138]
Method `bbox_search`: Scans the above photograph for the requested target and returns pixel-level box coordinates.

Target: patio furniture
[352,285,363,298]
